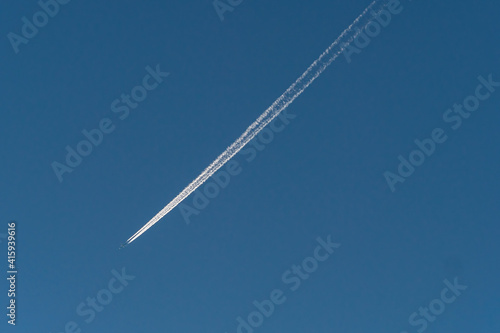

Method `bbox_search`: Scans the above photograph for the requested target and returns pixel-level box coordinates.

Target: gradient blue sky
[2,0,499,332]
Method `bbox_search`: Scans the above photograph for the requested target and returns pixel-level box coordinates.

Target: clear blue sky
[1,0,499,332]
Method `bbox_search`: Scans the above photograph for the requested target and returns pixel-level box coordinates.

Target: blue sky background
[1,0,499,332]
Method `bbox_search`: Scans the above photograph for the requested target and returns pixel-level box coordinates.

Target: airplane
[119,243,127,250]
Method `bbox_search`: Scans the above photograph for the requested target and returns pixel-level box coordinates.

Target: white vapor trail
[124,0,388,245]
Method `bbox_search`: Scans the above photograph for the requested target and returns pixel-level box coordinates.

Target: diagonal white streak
[125,0,388,245]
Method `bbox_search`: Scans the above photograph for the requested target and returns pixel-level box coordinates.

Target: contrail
[124,0,388,246]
